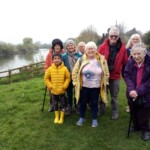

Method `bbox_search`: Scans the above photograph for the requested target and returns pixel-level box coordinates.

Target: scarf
[67,50,78,72]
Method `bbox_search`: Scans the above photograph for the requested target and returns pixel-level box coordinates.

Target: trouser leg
[80,87,88,118]
[109,79,120,114]
[90,88,99,119]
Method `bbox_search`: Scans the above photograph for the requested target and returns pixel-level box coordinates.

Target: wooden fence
[0,61,45,83]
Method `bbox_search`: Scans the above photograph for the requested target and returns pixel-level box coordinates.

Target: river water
[0,49,49,73]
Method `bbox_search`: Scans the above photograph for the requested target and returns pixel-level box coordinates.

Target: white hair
[109,26,120,35]
[131,43,147,56]
[78,41,86,47]
[126,34,141,49]
[85,41,97,51]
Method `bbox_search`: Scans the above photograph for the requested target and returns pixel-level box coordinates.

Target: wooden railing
[0,61,45,83]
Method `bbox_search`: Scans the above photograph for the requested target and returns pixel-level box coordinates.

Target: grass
[0,77,149,150]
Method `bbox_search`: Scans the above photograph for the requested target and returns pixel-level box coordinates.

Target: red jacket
[44,48,65,72]
[44,49,53,72]
[98,39,127,80]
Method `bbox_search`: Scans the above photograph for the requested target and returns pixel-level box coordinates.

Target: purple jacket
[124,52,150,107]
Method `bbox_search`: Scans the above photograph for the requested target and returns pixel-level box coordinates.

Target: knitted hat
[65,39,76,47]
[52,39,63,49]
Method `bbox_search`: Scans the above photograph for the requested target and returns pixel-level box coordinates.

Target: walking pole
[127,101,134,138]
[41,86,47,112]
[127,112,132,137]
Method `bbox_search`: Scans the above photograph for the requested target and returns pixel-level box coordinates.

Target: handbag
[133,96,145,107]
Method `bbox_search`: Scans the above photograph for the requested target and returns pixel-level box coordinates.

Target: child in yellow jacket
[44,53,70,124]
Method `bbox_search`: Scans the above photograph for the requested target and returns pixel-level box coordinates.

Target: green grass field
[0,77,149,150]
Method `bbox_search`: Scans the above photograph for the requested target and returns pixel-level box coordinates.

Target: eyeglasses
[109,35,119,39]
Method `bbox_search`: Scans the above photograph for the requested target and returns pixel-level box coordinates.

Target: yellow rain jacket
[72,53,109,104]
[44,62,70,95]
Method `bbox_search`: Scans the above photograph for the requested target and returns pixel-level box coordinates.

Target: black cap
[52,39,63,49]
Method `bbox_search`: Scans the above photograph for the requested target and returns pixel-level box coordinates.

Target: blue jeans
[80,87,100,119]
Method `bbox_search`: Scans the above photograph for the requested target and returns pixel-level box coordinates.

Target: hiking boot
[129,126,139,133]
[126,106,130,113]
[76,118,85,126]
[48,106,54,112]
[111,112,118,120]
[92,119,98,127]
[141,132,150,141]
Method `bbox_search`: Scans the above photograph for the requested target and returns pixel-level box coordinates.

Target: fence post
[8,70,12,83]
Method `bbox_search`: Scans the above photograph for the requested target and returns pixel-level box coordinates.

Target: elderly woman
[126,34,141,57]
[72,41,109,127]
[125,34,141,112]
[62,39,82,115]
[124,43,150,141]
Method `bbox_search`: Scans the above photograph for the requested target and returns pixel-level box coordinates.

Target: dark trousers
[129,104,150,132]
[49,92,52,106]
[67,81,74,107]
[51,94,67,111]
[80,87,100,119]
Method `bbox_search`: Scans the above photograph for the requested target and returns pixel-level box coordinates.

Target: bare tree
[76,25,101,45]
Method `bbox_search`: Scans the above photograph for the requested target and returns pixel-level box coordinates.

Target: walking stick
[127,112,132,137]
[41,86,47,112]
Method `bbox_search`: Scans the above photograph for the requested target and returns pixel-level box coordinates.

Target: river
[0,49,49,72]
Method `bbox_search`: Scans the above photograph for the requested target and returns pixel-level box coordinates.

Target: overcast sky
[0,0,150,44]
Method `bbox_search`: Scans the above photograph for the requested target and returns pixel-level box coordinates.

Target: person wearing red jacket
[98,26,128,119]
[44,38,64,112]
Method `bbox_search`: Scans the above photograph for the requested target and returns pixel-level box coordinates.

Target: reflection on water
[0,49,49,72]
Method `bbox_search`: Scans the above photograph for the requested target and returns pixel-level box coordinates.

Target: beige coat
[72,53,109,104]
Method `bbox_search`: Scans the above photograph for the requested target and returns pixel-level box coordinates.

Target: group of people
[44,26,150,141]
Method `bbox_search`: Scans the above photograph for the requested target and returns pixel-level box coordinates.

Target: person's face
[131,37,140,46]
[78,45,85,54]
[54,44,61,54]
[86,47,96,58]
[67,44,76,53]
[53,56,62,66]
[109,32,119,45]
[132,50,145,64]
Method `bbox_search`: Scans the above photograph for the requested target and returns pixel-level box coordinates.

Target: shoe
[141,132,150,141]
[92,119,98,127]
[48,106,54,112]
[129,126,139,133]
[126,106,130,113]
[76,118,85,126]
[111,113,118,120]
